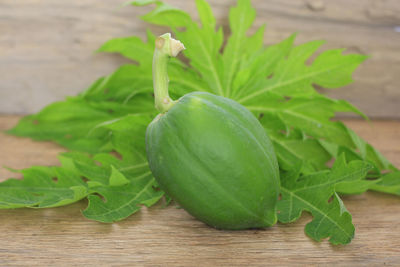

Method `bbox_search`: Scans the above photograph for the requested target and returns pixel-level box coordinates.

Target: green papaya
[145,33,280,230]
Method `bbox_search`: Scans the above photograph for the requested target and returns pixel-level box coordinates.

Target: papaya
[145,33,280,230]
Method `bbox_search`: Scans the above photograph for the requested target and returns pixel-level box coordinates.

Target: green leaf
[80,113,164,222]
[109,166,130,186]
[231,34,295,100]
[176,0,224,96]
[222,0,257,97]
[130,0,192,27]
[3,0,400,238]
[248,93,362,170]
[8,69,156,153]
[369,171,400,195]
[252,94,359,147]
[0,166,87,209]
[3,113,164,223]
[270,133,331,174]
[83,173,163,223]
[278,156,373,244]
[317,125,399,194]
[236,42,368,103]
[98,35,154,67]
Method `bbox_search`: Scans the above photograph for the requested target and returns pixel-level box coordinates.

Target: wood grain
[0,0,399,118]
[1,116,400,266]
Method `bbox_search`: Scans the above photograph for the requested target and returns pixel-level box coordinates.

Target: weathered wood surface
[0,0,399,118]
[1,115,400,266]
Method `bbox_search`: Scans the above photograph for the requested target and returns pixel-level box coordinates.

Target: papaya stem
[152,33,185,113]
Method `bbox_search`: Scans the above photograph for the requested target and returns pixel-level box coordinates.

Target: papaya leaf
[130,0,192,27]
[97,33,154,67]
[251,93,364,147]
[8,85,155,154]
[231,33,295,100]
[71,113,165,222]
[278,155,373,244]
[222,0,257,97]
[269,133,331,174]
[3,0,400,235]
[83,173,163,223]
[369,171,400,196]
[2,114,164,222]
[174,0,225,96]
[0,166,87,209]
[318,127,396,172]
[236,42,368,103]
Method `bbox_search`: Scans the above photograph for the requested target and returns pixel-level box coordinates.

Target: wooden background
[0,0,399,118]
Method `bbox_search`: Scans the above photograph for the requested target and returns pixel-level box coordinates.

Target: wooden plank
[1,116,400,265]
[0,0,399,118]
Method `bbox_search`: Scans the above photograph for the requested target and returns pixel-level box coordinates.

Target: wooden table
[1,115,400,266]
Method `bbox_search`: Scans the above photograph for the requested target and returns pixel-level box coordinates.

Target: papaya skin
[146,33,280,230]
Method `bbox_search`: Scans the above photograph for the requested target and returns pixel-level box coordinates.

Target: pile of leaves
[2,0,399,245]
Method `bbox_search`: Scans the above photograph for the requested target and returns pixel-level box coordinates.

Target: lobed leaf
[2,114,164,222]
[222,0,257,97]
[0,166,87,209]
[236,42,368,103]
[3,0,400,240]
[83,173,163,223]
[278,156,373,244]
